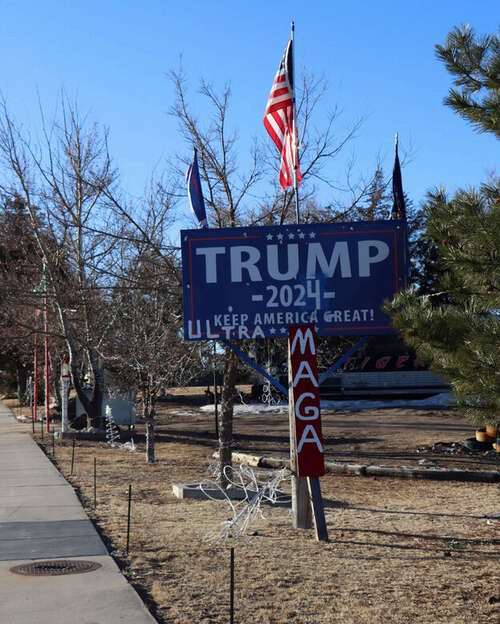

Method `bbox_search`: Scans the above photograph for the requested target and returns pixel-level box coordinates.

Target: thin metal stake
[52,432,55,456]
[230,547,235,624]
[126,484,132,555]
[213,340,219,439]
[70,437,75,476]
[41,414,44,440]
[93,457,97,509]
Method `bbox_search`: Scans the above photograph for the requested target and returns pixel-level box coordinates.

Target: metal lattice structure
[104,405,120,447]
[105,405,137,451]
[202,464,291,543]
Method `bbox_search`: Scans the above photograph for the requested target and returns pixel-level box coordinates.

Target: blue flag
[391,136,406,220]
[391,135,410,283]
[186,149,208,228]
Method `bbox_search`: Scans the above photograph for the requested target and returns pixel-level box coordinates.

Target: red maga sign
[289,325,325,477]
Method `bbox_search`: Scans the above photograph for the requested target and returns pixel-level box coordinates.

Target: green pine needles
[385,24,500,426]
[435,24,500,138]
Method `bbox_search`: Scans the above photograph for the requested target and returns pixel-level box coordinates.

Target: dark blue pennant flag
[391,135,410,283]
[186,148,208,228]
[391,135,406,220]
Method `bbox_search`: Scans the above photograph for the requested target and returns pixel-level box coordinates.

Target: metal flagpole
[290,21,300,225]
[289,24,327,539]
[44,287,50,434]
[34,323,38,426]
[213,340,219,438]
[288,21,314,530]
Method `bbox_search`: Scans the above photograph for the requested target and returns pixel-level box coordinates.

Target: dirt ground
[8,394,500,623]
[157,388,499,472]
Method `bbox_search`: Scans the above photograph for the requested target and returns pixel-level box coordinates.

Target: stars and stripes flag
[264,34,302,188]
[186,148,208,228]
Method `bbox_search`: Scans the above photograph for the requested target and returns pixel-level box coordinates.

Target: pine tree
[385,26,500,427]
[435,25,500,138]
[358,168,392,221]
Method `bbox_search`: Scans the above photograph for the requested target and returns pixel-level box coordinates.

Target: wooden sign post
[288,325,328,541]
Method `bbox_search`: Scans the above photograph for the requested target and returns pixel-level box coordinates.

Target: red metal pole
[34,330,38,424]
[45,298,50,433]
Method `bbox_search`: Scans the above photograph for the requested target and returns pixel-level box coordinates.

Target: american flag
[264,37,302,188]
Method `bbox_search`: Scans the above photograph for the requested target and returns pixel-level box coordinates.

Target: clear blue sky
[1,0,498,235]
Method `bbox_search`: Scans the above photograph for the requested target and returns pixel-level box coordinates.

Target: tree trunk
[16,363,28,405]
[53,376,61,422]
[145,398,156,463]
[71,365,102,429]
[219,347,238,487]
[88,382,103,429]
[88,353,105,428]
[66,339,104,429]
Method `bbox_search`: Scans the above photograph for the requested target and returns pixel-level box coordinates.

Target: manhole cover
[9,560,102,576]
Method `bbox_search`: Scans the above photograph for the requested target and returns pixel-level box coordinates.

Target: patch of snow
[200,392,454,414]
[15,414,32,423]
[320,392,454,411]
[171,409,204,417]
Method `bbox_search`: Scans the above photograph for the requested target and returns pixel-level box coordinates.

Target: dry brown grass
[22,395,499,624]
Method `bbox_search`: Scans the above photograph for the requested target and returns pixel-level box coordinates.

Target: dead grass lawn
[28,399,500,624]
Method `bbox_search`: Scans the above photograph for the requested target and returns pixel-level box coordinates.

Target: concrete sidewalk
[0,401,156,623]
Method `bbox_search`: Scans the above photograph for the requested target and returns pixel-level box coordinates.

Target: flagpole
[44,271,50,434]
[289,20,315,533]
[34,315,38,426]
[291,21,300,225]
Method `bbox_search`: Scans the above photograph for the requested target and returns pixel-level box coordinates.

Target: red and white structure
[288,325,325,477]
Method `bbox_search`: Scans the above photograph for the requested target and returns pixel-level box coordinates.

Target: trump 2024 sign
[181,220,407,340]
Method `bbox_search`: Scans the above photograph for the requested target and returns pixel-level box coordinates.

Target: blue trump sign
[181,220,407,340]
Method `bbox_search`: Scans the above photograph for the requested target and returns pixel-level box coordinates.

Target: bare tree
[99,186,202,462]
[0,93,204,452]
[0,96,126,427]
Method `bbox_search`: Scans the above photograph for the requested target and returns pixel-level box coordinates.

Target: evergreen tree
[385,25,500,427]
[0,196,46,400]
[358,168,392,221]
[435,25,500,137]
